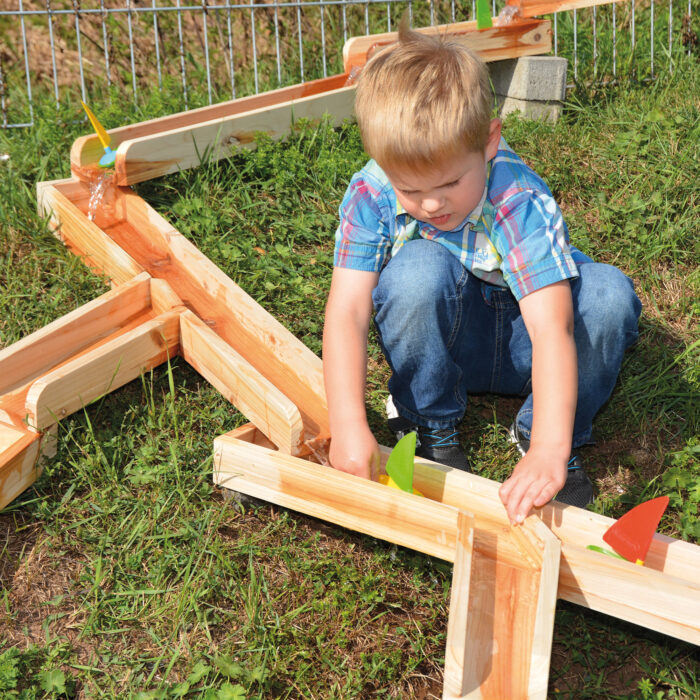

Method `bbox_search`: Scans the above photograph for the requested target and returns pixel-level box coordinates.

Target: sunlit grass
[0,52,698,697]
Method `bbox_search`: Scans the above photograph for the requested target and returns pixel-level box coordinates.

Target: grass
[1,50,699,697]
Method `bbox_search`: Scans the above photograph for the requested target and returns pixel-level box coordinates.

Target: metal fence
[0,0,696,128]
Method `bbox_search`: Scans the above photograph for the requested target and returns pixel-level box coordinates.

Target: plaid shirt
[334,139,588,301]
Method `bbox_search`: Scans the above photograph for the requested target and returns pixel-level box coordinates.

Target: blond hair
[354,21,493,173]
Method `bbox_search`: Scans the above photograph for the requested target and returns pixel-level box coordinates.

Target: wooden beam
[37,181,143,286]
[180,311,305,455]
[524,519,560,699]
[216,427,700,646]
[0,272,152,396]
[443,510,475,699]
[150,279,186,315]
[109,85,355,186]
[454,520,557,699]
[70,73,351,178]
[0,425,42,511]
[25,311,181,431]
[48,179,328,439]
[214,430,464,563]
[413,455,700,646]
[508,0,626,20]
[342,18,552,73]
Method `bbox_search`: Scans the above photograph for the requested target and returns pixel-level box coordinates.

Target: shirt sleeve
[334,174,392,272]
[491,189,579,301]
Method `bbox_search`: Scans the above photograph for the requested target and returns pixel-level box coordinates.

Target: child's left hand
[498,446,567,524]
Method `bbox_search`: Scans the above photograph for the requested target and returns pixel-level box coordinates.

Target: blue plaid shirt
[334,139,589,301]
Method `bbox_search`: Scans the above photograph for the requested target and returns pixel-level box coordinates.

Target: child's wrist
[526,440,571,461]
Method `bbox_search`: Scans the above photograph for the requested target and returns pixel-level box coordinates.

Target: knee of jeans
[374,239,458,312]
[578,264,641,341]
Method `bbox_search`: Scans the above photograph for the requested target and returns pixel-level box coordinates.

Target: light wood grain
[0,272,151,395]
[407,453,700,645]
[222,428,700,646]
[0,424,41,510]
[180,310,304,455]
[150,278,185,314]
[110,86,356,186]
[451,519,557,699]
[70,73,351,176]
[343,18,551,72]
[49,179,328,439]
[25,311,181,430]
[214,432,461,562]
[443,511,475,699]
[37,183,142,285]
[507,0,625,19]
[525,519,560,700]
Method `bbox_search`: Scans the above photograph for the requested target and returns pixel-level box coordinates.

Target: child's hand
[498,446,567,524]
[328,420,380,481]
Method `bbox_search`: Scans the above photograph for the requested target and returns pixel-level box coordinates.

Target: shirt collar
[394,161,493,232]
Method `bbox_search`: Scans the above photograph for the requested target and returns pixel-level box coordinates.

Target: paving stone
[496,94,563,122]
[489,56,568,102]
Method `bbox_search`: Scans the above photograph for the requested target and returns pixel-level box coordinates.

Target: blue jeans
[372,239,642,448]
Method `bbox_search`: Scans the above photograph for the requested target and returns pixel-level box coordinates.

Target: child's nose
[422,195,443,213]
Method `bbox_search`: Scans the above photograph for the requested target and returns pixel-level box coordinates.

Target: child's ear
[485,119,502,161]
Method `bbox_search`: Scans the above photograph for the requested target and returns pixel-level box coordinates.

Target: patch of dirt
[549,639,648,697]
[0,535,85,653]
[0,512,39,590]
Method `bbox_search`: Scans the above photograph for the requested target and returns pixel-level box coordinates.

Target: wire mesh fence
[0,0,697,127]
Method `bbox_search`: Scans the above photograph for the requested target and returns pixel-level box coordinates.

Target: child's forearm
[323,310,379,478]
[499,281,577,523]
[529,326,577,457]
[323,305,371,434]
[322,268,380,478]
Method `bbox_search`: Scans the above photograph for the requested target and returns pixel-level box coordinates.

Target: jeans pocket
[480,281,517,308]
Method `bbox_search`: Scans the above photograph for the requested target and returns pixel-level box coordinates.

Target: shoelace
[425,430,459,448]
[567,455,581,471]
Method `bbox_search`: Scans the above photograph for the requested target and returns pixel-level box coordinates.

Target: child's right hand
[328,420,380,481]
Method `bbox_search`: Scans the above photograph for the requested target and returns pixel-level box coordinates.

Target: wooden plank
[0,308,158,431]
[37,183,143,286]
[508,0,626,20]
[70,73,351,176]
[524,519,560,700]
[217,431,700,645]
[462,537,541,698]
[50,180,328,439]
[409,458,700,645]
[219,429,559,698]
[150,278,185,315]
[180,310,304,455]
[108,85,356,186]
[343,18,551,73]
[555,541,700,646]
[0,423,41,510]
[25,311,181,430]
[443,511,475,699]
[213,432,461,562]
[444,519,558,699]
[0,272,152,395]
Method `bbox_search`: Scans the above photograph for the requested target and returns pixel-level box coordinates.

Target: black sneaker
[416,426,472,472]
[509,422,594,508]
[386,395,471,472]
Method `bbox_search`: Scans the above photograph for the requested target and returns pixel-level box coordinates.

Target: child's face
[385,120,501,232]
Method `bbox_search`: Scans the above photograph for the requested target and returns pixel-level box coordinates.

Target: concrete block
[488,56,568,102]
[496,95,562,123]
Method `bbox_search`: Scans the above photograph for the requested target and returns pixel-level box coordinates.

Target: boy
[322,24,641,524]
